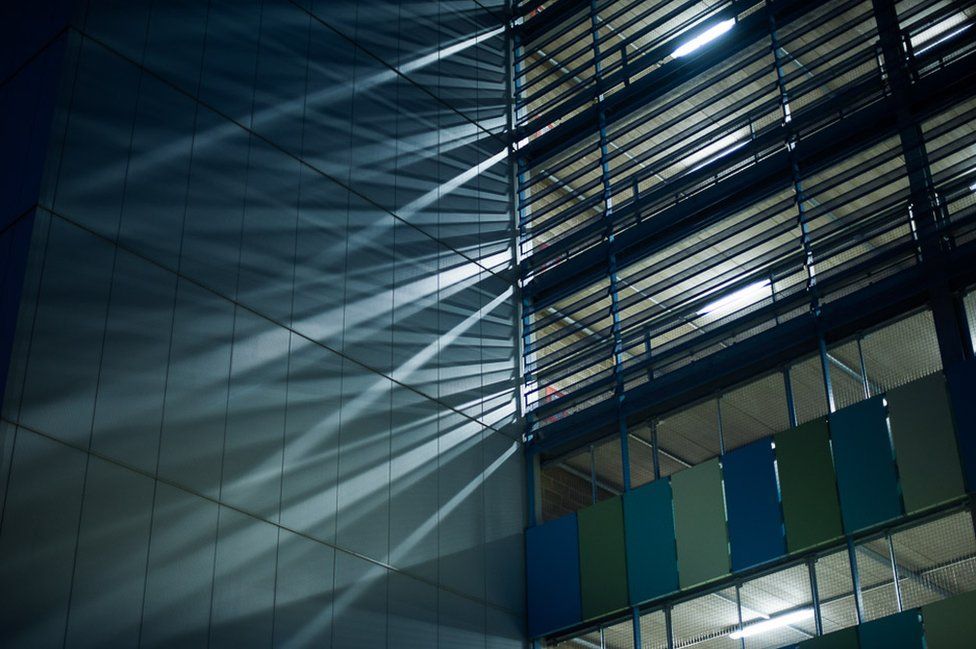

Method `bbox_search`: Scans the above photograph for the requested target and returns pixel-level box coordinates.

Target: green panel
[672,459,729,589]
[922,590,976,647]
[775,419,844,553]
[887,374,966,514]
[796,627,859,649]
[578,496,628,620]
[858,610,923,649]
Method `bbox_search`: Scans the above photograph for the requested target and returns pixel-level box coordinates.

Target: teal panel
[623,479,678,605]
[830,397,902,533]
[887,374,965,513]
[858,610,923,649]
[921,590,976,647]
[795,627,859,649]
[775,420,844,553]
[578,496,629,620]
[672,459,729,589]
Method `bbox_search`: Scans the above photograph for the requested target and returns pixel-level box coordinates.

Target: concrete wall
[0,1,524,647]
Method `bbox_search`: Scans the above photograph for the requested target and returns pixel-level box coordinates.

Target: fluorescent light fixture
[915,23,971,55]
[729,609,814,640]
[672,18,736,58]
[697,280,772,317]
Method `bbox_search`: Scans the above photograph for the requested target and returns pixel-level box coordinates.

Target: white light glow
[697,280,772,317]
[672,18,736,58]
[729,609,814,639]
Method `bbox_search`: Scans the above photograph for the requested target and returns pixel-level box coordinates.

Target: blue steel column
[765,0,835,413]
[589,0,631,491]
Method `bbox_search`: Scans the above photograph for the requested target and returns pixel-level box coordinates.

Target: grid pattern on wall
[0,1,524,648]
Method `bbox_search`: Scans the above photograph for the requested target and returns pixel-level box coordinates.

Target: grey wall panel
[485,431,526,611]
[140,483,219,649]
[90,251,176,473]
[438,411,487,600]
[221,307,289,521]
[178,107,249,299]
[209,507,278,649]
[2,2,520,647]
[273,529,336,649]
[291,169,348,352]
[336,358,392,563]
[156,279,234,498]
[19,219,114,447]
[118,72,195,270]
[63,457,155,649]
[142,0,209,97]
[439,589,488,649]
[237,138,301,325]
[389,385,441,580]
[388,571,438,649]
[0,429,86,648]
[51,39,139,239]
[332,552,389,649]
[281,334,342,543]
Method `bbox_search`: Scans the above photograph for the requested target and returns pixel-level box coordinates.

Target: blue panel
[858,609,923,649]
[830,396,903,533]
[946,360,976,492]
[0,215,34,416]
[623,479,678,605]
[526,514,582,638]
[723,439,786,571]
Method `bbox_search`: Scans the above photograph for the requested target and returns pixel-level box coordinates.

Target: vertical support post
[716,397,726,455]
[664,605,674,649]
[847,537,865,625]
[819,335,836,414]
[857,336,870,398]
[784,366,798,428]
[887,533,904,612]
[735,583,746,649]
[651,419,661,481]
[808,557,824,636]
[632,606,643,649]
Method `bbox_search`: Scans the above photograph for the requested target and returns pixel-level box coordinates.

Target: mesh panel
[604,619,636,649]
[670,587,739,649]
[592,435,626,497]
[738,564,816,649]
[854,538,900,622]
[788,354,829,426]
[825,339,869,410]
[551,629,602,648]
[892,510,976,610]
[720,372,790,452]
[656,398,720,471]
[814,550,858,634]
[629,421,658,488]
[860,310,943,393]
[541,447,596,521]
[640,609,668,649]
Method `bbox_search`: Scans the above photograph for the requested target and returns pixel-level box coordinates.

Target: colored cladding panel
[922,590,976,647]
[830,396,902,533]
[723,439,785,571]
[672,459,729,589]
[526,514,582,638]
[945,359,976,492]
[858,610,923,649]
[623,479,678,604]
[887,373,965,513]
[795,627,859,649]
[578,496,629,620]
[774,420,844,553]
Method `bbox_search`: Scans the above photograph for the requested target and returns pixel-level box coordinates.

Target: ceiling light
[672,18,736,58]
[729,609,814,640]
[697,280,772,317]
